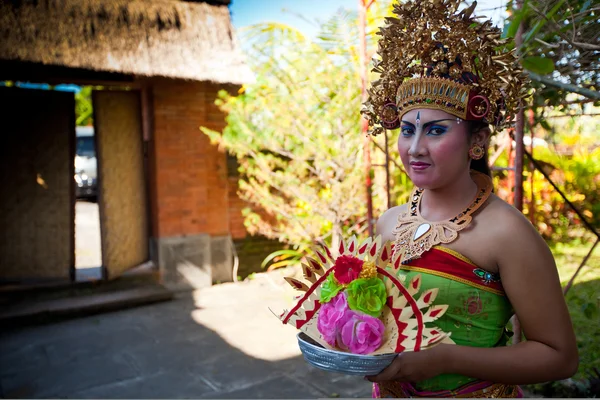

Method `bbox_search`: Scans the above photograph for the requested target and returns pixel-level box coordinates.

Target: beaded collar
[393,171,493,265]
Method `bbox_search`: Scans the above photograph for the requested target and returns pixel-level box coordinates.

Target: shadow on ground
[3,270,591,398]
[0,291,373,399]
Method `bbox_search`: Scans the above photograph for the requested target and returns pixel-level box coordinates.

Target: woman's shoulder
[480,194,538,233]
[376,204,407,243]
[379,203,408,219]
[478,193,552,263]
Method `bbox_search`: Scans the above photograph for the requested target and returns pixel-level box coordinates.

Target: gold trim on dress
[400,265,506,296]
[433,246,477,267]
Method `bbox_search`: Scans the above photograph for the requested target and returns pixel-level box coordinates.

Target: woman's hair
[468,121,492,178]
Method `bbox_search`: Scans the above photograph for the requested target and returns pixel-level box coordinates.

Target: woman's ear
[471,124,491,147]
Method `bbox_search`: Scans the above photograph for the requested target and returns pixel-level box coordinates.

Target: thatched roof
[0,0,254,84]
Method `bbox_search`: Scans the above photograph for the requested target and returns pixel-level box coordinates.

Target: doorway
[0,83,150,287]
[0,86,75,285]
[74,90,103,281]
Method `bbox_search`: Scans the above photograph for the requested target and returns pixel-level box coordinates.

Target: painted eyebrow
[400,119,455,128]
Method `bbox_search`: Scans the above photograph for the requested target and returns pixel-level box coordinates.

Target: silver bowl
[297,332,397,376]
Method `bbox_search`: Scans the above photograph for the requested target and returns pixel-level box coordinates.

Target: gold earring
[469,143,485,160]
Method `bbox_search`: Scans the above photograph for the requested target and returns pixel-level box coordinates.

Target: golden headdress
[362,0,529,136]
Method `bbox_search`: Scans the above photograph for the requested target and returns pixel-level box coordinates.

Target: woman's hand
[366,344,448,383]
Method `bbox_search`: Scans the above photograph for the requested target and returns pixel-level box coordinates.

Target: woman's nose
[408,135,428,157]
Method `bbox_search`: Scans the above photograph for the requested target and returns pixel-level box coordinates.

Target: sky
[229,0,509,36]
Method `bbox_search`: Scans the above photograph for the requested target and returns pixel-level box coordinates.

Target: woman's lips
[410,162,431,171]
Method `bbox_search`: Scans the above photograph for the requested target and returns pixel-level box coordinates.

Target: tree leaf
[582,302,598,320]
[521,0,565,43]
[580,0,592,13]
[522,57,555,75]
[540,119,552,131]
[261,249,303,268]
[503,7,526,39]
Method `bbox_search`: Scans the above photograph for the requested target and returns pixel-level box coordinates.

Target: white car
[75,126,97,199]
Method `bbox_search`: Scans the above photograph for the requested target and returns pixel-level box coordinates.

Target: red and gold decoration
[277,236,453,355]
[469,143,485,160]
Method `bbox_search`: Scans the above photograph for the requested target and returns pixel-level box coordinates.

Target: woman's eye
[401,127,414,136]
[427,126,447,136]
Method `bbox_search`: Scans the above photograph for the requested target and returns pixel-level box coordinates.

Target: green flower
[320,273,343,303]
[346,278,387,317]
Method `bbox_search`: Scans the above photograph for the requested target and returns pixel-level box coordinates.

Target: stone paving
[75,200,102,270]
[0,270,373,399]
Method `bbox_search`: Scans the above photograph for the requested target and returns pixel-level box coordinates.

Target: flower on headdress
[333,255,364,284]
[320,273,343,303]
[336,310,385,355]
[317,292,349,346]
[346,278,388,317]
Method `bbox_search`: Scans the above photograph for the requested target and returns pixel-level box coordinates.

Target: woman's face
[397,108,471,189]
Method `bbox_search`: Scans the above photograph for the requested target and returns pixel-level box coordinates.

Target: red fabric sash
[402,247,505,296]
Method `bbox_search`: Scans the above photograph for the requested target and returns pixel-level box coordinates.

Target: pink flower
[317,292,349,346]
[336,310,385,355]
[333,255,364,284]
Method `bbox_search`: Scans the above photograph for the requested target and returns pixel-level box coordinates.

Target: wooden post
[384,129,391,210]
[506,130,514,203]
[359,0,375,236]
[528,109,536,225]
[514,116,525,211]
[511,0,526,345]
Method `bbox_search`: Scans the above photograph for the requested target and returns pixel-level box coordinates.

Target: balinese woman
[362,0,578,397]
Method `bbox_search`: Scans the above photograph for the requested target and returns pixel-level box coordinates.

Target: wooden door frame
[92,88,152,280]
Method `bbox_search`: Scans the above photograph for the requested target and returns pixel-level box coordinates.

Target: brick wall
[149,78,237,239]
[147,78,284,280]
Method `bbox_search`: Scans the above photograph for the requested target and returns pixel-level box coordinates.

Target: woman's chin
[407,172,436,189]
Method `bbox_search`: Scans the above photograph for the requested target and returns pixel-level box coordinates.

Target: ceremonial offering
[275,236,452,375]
[296,332,398,376]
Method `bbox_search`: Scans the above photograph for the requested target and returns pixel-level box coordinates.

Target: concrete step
[0,284,173,329]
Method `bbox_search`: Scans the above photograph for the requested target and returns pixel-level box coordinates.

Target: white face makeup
[397,109,472,189]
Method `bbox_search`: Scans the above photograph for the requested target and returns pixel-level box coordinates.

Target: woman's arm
[369,203,578,384]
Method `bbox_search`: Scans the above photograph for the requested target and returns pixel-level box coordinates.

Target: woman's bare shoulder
[482,194,537,231]
[376,204,407,243]
[480,194,553,266]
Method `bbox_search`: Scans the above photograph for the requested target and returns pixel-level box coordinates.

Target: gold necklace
[392,171,493,265]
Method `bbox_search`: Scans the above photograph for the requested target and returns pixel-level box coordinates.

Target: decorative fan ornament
[276,235,453,356]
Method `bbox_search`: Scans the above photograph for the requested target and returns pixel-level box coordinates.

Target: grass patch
[551,239,600,382]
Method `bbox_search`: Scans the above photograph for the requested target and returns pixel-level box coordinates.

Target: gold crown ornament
[361,0,530,136]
